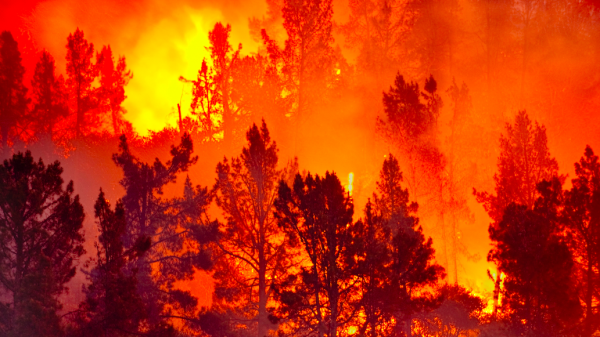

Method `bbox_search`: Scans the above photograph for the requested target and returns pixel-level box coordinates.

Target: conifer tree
[96,45,132,135]
[475,110,559,316]
[31,50,69,141]
[212,120,297,337]
[70,190,150,337]
[274,171,356,337]
[489,178,581,336]
[0,31,28,148]
[564,146,600,337]
[112,133,218,331]
[0,151,85,336]
[65,28,96,139]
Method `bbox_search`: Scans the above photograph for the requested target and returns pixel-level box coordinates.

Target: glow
[346,172,354,196]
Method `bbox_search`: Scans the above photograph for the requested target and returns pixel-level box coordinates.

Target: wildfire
[346,172,354,196]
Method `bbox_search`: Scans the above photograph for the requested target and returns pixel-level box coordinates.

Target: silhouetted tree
[349,200,393,337]
[96,45,132,135]
[112,133,218,331]
[475,110,559,316]
[489,178,581,336]
[564,146,600,337]
[261,0,336,150]
[0,31,28,148]
[212,120,297,337]
[342,0,417,86]
[275,171,356,337]
[370,154,445,336]
[65,28,96,139]
[69,190,151,337]
[378,73,443,200]
[0,151,85,337]
[190,22,248,147]
[30,50,69,141]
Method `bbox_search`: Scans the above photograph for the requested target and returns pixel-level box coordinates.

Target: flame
[346,172,354,196]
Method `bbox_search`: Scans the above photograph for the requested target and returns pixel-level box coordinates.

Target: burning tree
[95,45,133,135]
[0,31,28,148]
[30,51,69,142]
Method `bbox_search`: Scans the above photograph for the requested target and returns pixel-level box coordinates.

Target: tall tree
[489,178,581,336]
[212,121,297,337]
[65,28,96,139]
[0,31,28,148]
[564,146,600,337]
[190,22,247,147]
[342,0,417,86]
[368,154,444,336]
[261,0,336,150]
[0,151,85,337]
[30,50,69,141]
[96,45,132,135]
[70,190,151,337]
[274,171,356,337]
[475,110,559,316]
[377,73,443,200]
[112,133,218,331]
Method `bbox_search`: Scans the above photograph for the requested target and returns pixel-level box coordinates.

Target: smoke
[4,0,600,311]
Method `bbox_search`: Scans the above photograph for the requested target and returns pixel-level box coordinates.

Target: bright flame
[346,172,354,196]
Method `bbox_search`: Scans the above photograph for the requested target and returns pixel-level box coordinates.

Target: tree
[70,190,151,337]
[212,120,297,337]
[65,28,96,139]
[96,45,132,135]
[377,73,443,200]
[0,31,29,148]
[366,154,445,336]
[112,133,218,331]
[342,0,417,86]
[190,22,248,147]
[30,50,69,141]
[0,151,85,337]
[274,171,356,337]
[261,0,336,150]
[489,178,581,336]
[474,110,559,316]
[564,146,600,337]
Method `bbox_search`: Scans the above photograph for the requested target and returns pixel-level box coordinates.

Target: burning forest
[1,0,600,336]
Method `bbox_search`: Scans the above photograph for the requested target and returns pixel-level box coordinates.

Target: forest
[0,0,600,336]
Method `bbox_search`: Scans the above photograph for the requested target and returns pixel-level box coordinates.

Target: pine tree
[31,50,69,141]
[370,154,444,336]
[0,151,85,336]
[212,120,297,337]
[274,171,356,337]
[0,31,29,148]
[489,178,581,336]
[65,28,96,139]
[474,110,559,316]
[96,45,132,135]
[112,133,217,331]
[70,190,150,337]
[564,146,600,337]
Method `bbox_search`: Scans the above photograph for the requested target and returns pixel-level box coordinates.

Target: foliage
[0,151,85,336]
